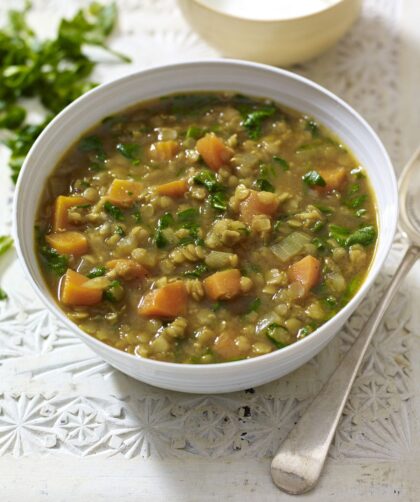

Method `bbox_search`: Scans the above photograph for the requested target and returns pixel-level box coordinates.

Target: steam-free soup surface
[36,92,377,363]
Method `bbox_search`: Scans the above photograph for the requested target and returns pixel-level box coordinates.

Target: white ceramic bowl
[177,0,362,66]
[14,60,398,394]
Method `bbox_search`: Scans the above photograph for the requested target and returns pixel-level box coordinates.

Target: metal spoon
[271,147,420,495]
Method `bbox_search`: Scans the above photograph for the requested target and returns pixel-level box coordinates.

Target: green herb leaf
[155,212,174,248]
[265,323,289,349]
[0,103,26,129]
[302,170,326,187]
[104,201,124,221]
[246,297,261,313]
[328,224,351,246]
[242,107,276,139]
[255,178,275,192]
[345,194,367,209]
[183,263,208,278]
[103,279,123,302]
[87,266,107,278]
[79,135,107,161]
[177,208,199,222]
[345,225,376,247]
[0,2,129,182]
[40,246,68,276]
[115,225,125,236]
[209,192,228,211]
[272,156,289,171]
[0,287,8,301]
[116,142,140,164]
[305,119,320,138]
[186,126,204,139]
[0,235,13,256]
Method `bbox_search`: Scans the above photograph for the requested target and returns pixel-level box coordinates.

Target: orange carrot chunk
[203,269,241,301]
[155,179,188,197]
[106,179,143,207]
[53,195,88,232]
[287,255,321,294]
[106,259,149,281]
[239,190,279,224]
[46,231,89,256]
[316,167,347,192]
[150,140,179,161]
[196,133,233,171]
[213,331,242,360]
[60,269,103,306]
[138,281,187,318]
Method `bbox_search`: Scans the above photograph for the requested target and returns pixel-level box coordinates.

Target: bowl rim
[185,0,348,23]
[13,58,398,374]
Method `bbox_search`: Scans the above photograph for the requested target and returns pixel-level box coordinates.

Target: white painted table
[1,1,420,500]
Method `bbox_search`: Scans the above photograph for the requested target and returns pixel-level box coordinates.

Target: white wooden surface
[1,0,420,500]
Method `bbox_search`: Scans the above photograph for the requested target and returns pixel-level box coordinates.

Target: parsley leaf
[302,170,326,187]
[104,201,124,221]
[116,142,140,165]
[183,263,208,278]
[0,235,13,256]
[242,107,276,139]
[40,246,68,276]
[345,225,376,247]
[87,266,107,278]
[272,156,289,171]
[0,287,8,301]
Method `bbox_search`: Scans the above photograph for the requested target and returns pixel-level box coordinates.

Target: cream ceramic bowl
[14,60,397,394]
[178,0,362,66]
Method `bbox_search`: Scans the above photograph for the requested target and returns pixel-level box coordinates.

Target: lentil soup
[35,92,378,363]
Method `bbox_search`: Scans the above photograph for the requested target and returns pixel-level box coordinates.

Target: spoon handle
[271,244,420,495]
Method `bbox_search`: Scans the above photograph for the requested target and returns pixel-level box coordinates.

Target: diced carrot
[203,269,241,301]
[155,179,188,197]
[316,167,347,192]
[138,280,187,318]
[287,255,321,295]
[60,269,103,306]
[213,331,242,360]
[239,190,279,224]
[106,179,143,207]
[106,259,149,281]
[53,195,88,232]
[46,231,89,256]
[150,140,179,161]
[196,133,233,171]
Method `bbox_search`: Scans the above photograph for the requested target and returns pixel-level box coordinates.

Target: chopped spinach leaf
[345,194,367,209]
[87,266,107,278]
[177,208,199,222]
[305,119,320,138]
[104,201,124,221]
[345,225,376,247]
[255,178,275,192]
[154,212,174,248]
[116,142,140,164]
[328,224,351,246]
[183,263,208,278]
[265,323,289,349]
[103,279,123,302]
[302,170,326,187]
[272,156,289,171]
[242,107,276,139]
[186,126,204,139]
[40,246,68,276]
[246,297,261,313]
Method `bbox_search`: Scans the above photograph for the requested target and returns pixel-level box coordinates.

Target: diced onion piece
[270,232,311,262]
